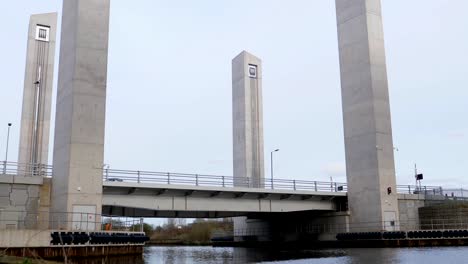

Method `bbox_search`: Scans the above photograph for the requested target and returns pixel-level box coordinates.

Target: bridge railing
[102,167,348,192]
[103,167,466,196]
[396,185,444,195]
[2,161,466,197]
[0,161,53,177]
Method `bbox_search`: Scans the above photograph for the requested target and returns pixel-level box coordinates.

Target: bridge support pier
[50,0,110,230]
[335,0,399,231]
[232,51,266,238]
[18,13,57,169]
[232,51,265,188]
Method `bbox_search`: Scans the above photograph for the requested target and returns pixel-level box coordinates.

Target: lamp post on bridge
[270,149,279,181]
[3,123,12,174]
[4,123,12,162]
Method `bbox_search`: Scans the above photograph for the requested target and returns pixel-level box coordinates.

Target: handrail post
[222,176,225,187]
[105,168,109,181]
[271,178,274,190]
[80,212,83,230]
[2,161,6,174]
[195,174,199,186]
[167,172,170,184]
[408,185,411,194]
[314,181,317,192]
[137,170,141,183]
[293,180,296,191]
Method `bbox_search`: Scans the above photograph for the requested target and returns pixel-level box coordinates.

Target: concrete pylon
[51,0,110,230]
[232,51,269,241]
[18,13,57,172]
[335,0,399,231]
[232,51,264,188]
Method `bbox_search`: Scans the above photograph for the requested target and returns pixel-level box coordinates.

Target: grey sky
[1,1,467,189]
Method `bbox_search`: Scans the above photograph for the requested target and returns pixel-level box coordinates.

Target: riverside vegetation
[147,219,233,245]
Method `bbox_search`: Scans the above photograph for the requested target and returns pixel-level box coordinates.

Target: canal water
[69,246,468,263]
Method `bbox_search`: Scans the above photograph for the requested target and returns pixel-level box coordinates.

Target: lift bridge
[2,161,459,220]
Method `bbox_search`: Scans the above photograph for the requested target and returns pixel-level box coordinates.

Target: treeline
[149,219,233,245]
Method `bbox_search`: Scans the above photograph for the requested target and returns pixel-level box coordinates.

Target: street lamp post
[270,149,280,182]
[5,123,12,162]
[3,123,12,174]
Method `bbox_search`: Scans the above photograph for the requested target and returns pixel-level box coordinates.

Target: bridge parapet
[1,161,466,198]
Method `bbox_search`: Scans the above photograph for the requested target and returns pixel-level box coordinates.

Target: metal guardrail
[1,161,466,197]
[1,161,53,177]
[101,167,454,195]
[102,167,348,192]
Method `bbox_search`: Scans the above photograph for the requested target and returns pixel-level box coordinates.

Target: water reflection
[67,246,468,264]
[143,246,347,264]
[68,254,144,264]
[344,248,398,264]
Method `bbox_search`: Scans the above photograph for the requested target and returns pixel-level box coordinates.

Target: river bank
[147,239,212,246]
[149,219,232,246]
[0,255,60,264]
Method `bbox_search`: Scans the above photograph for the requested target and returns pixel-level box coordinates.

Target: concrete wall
[18,13,57,167]
[51,0,110,230]
[38,178,52,229]
[232,51,264,188]
[0,176,43,229]
[335,0,399,231]
[398,194,426,230]
[0,229,51,247]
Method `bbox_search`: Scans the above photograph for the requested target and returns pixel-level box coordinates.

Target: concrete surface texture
[18,13,57,167]
[0,175,43,229]
[232,51,265,188]
[51,0,110,230]
[398,194,426,230]
[335,0,399,231]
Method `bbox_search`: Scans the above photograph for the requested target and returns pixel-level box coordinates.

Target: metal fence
[0,209,143,232]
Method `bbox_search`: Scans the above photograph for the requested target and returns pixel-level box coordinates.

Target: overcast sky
[1,1,467,189]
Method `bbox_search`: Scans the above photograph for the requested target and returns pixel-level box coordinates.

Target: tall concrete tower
[232,51,264,188]
[335,0,399,231]
[51,0,110,230]
[18,13,57,170]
